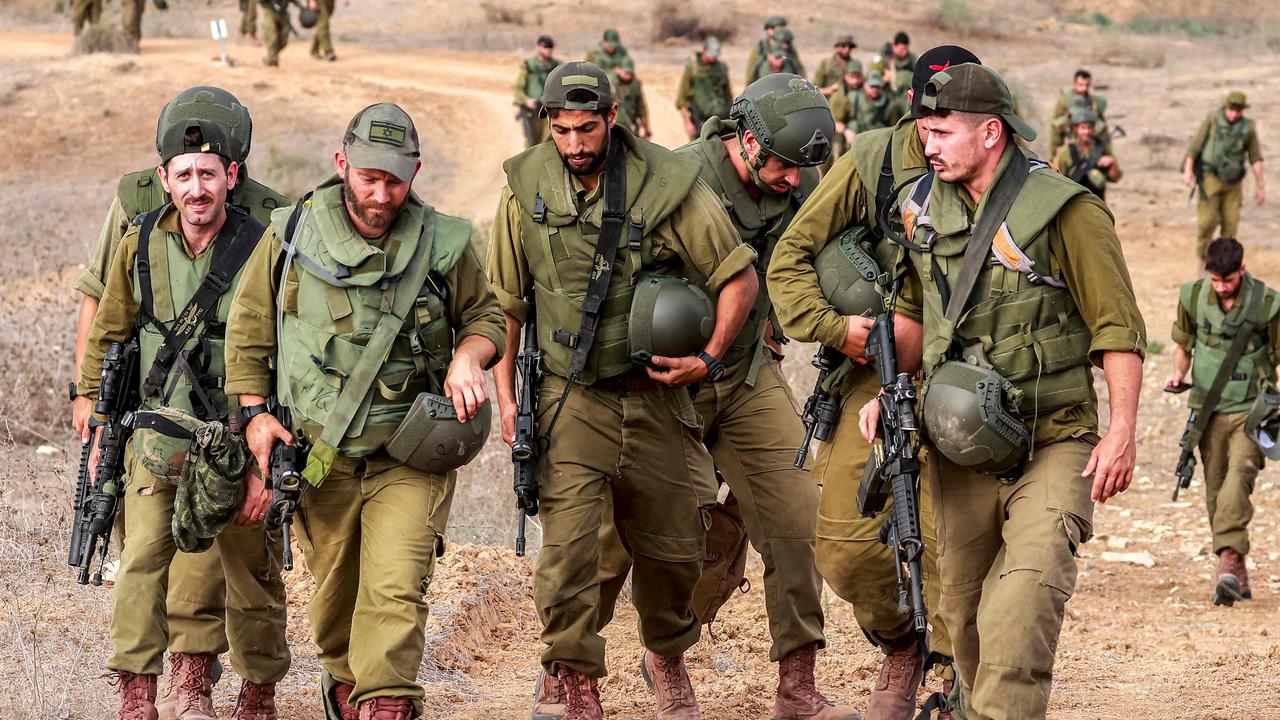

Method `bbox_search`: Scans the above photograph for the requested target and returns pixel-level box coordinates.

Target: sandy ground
[3,1,1280,717]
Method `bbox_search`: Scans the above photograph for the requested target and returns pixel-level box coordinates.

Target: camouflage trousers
[1198,410,1263,557]
[1196,174,1244,258]
[120,0,144,42]
[107,448,291,684]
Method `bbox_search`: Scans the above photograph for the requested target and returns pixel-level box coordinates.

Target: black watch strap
[697,351,726,381]
[239,403,271,426]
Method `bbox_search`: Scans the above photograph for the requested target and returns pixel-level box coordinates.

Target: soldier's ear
[227,161,240,190]
[157,163,171,194]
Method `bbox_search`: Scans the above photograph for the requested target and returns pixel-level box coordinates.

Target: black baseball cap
[910,44,982,118]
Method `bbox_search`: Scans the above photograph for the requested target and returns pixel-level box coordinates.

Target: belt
[591,368,661,394]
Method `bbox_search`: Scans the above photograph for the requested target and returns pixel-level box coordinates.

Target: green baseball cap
[844,58,864,74]
[159,118,235,164]
[1226,90,1248,109]
[343,103,420,183]
[834,34,856,48]
[764,15,787,29]
[540,61,614,115]
[920,63,1037,141]
[866,71,885,88]
[603,28,621,44]
[618,55,635,74]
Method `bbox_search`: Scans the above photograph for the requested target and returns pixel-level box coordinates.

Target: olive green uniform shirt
[1171,281,1280,359]
[514,57,559,106]
[76,195,133,301]
[813,53,849,89]
[675,57,732,112]
[1187,112,1264,165]
[612,76,650,130]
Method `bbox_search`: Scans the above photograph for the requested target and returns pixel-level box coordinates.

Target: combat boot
[171,652,217,720]
[231,680,277,720]
[327,681,359,720]
[771,642,859,720]
[159,656,221,720]
[115,671,159,720]
[865,642,924,720]
[555,667,603,720]
[1214,548,1252,606]
[640,651,701,719]
[357,697,416,720]
[531,669,565,719]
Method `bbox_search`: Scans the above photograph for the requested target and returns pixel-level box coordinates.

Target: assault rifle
[263,407,307,571]
[69,339,141,586]
[794,346,843,468]
[511,303,542,556]
[856,313,928,648]
[1173,409,1198,501]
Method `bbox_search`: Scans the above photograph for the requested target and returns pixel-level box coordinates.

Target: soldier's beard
[343,171,402,232]
[560,132,611,177]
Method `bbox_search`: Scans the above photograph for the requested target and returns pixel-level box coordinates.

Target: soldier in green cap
[676,36,732,140]
[836,63,1144,718]
[1051,105,1122,200]
[611,56,651,139]
[822,60,865,165]
[814,34,857,97]
[1047,69,1109,157]
[1167,236,1280,606]
[226,102,504,720]
[488,60,760,719]
[878,31,916,98]
[1185,90,1266,259]
[746,15,788,82]
[71,86,290,720]
[75,117,289,720]
[831,71,905,148]
[749,29,805,85]
[515,35,563,148]
[585,28,629,75]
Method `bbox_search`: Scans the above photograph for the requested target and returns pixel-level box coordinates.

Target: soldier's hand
[1083,428,1135,503]
[857,397,881,443]
[246,413,293,483]
[1256,184,1266,205]
[1163,371,1186,390]
[235,466,270,527]
[87,426,102,482]
[525,98,539,111]
[1097,155,1115,169]
[444,356,489,423]
[841,315,874,364]
[1183,169,1196,188]
[646,355,708,387]
[500,404,518,447]
[72,395,94,443]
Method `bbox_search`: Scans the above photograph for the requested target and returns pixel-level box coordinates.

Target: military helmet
[298,5,319,28]
[628,275,715,363]
[385,394,492,474]
[1068,104,1097,126]
[155,86,253,164]
[921,361,1029,473]
[730,74,835,167]
[1245,390,1280,460]
[815,228,883,317]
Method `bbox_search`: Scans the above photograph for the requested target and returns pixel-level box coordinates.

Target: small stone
[35,445,58,456]
[1100,551,1157,568]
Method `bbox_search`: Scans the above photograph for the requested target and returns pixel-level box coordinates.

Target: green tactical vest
[116,167,287,226]
[503,128,702,384]
[851,92,897,132]
[907,153,1096,420]
[589,44,626,74]
[675,117,817,380]
[1183,274,1279,414]
[1201,112,1253,184]
[524,57,562,102]
[851,120,925,277]
[689,57,730,119]
[271,177,471,456]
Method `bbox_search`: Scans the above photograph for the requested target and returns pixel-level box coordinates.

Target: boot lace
[657,655,689,704]
[232,681,276,720]
[783,646,831,707]
[110,671,154,716]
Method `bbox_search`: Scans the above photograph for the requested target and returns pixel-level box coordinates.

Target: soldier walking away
[120,0,167,52]
[769,44,984,719]
[309,0,337,60]
[858,63,1145,719]
[1047,69,1109,158]
[1051,106,1122,200]
[488,61,760,719]
[227,103,504,719]
[71,86,290,720]
[1166,236,1279,606]
[1184,91,1265,260]
[749,28,804,85]
[75,118,290,720]
[676,37,731,141]
[814,35,857,97]
[515,35,562,148]
[585,28,628,75]
[611,56,651,139]
[823,60,864,165]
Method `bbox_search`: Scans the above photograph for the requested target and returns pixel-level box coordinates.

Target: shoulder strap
[1181,279,1205,328]
[1189,285,1266,445]
[136,206,164,325]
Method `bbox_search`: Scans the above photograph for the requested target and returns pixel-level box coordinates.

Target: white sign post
[210,19,229,65]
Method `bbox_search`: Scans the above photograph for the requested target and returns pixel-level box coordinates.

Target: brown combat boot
[115,671,159,720]
[329,682,360,720]
[772,642,860,720]
[171,653,217,720]
[156,675,179,720]
[640,651,701,719]
[357,697,416,720]
[1214,548,1252,606]
[558,667,603,720]
[865,642,924,720]
[231,680,277,720]
[531,669,566,719]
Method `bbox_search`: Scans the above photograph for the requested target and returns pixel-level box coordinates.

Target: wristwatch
[696,351,726,382]
[239,403,271,428]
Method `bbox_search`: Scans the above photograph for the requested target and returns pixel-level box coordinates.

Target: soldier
[515,35,562,148]
[745,15,789,83]
[259,0,289,66]
[1051,106,1121,200]
[309,0,336,60]
[769,44,982,719]
[749,29,803,85]
[676,36,731,141]
[814,35,857,97]
[1167,236,1280,606]
[611,56,651,139]
[585,28,628,74]
[825,59,866,165]
[488,62,760,719]
[1047,69,1109,157]
[1184,91,1266,259]
[71,86,290,720]
[75,118,289,720]
[846,72,904,137]
[879,31,916,97]
[856,63,1144,718]
[226,103,505,719]
[70,0,102,38]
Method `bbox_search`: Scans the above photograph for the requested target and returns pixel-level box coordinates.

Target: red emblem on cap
[929,61,952,72]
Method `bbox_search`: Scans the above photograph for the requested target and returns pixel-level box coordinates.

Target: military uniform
[611,73,649,137]
[749,36,804,85]
[310,0,336,60]
[259,0,289,66]
[1047,90,1108,156]
[584,31,628,75]
[884,50,916,97]
[1188,103,1264,257]
[121,0,146,46]
[514,54,563,147]
[813,47,854,92]
[1052,138,1121,200]
[239,0,257,38]
[676,51,732,138]
[831,85,904,136]
[71,0,102,35]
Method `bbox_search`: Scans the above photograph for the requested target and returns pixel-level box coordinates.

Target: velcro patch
[561,74,599,87]
[368,121,407,146]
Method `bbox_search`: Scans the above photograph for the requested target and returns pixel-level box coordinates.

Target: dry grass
[651,0,737,44]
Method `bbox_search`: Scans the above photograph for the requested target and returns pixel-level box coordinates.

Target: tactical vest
[851,121,926,278]
[614,79,643,129]
[523,57,562,103]
[590,44,625,73]
[1183,274,1279,414]
[503,128,701,384]
[271,178,470,455]
[1201,112,1253,184]
[689,56,730,119]
[116,168,287,226]
[904,155,1096,419]
[851,92,894,132]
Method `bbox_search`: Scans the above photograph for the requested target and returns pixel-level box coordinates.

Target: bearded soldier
[226,103,505,719]
[1184,91,1266,259]
[676,37,731,141]
[488,62,759,719]
[814,35,857,97]
[71,86,289,720]
[76,119,288,720]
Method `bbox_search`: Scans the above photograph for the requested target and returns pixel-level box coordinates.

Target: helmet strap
[737,129,775,194]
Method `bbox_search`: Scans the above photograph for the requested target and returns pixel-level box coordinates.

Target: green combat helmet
[921,361,1029,473]
[628,275,715,363]
[815,227,884,317]
[1245,390,1280,460]
[1068,105,1097,127]
[299,5,319,28]
[386,394,493,474]
[155,86,254,164]
[730,74,835,176]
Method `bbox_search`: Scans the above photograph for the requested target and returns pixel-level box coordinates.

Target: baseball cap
[844,58,864,74]
[603,28,621,44]
[893,31,910,45]
[919,63,1036,141]
[536,34,554,48]
[910,44,981,118]
[159,119,235,164]
[834,34,856,48]
[866,72,885,88]
[342,103,420,183]
[618,56,635,74]
[703,36,721,57]
[764,15,787,29]
[540,61,615,115]
[1226,90,1248,109]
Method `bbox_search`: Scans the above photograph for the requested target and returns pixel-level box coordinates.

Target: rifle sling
[1067,143,1106,185]
[1185,284,1267,447]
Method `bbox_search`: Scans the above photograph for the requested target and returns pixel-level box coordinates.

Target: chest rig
[1185,274,1279,414]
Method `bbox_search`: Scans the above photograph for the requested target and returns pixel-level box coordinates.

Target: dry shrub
[72,21,135,56]
[1091,35,1166,69]
[930,0,1004,38]
[652,0,736,43]
[479,1,525,26]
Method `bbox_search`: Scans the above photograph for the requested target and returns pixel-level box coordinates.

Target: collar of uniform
[312,173,424,277]
[928,142,1018,236]
[157,202,221,260]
